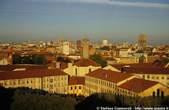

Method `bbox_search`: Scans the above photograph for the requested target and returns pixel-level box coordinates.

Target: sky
[0,0,169,44]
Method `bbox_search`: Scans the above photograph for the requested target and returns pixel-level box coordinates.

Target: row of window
[143,75,169,80]
[0,79,37,86]
[43,76,67,82]
[69,86,82,90]
[86,77,116,89]
[43,82,67,89]
[0,76,68,88]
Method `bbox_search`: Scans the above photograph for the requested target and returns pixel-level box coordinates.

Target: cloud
[72,0,169,9]
[30,0,169,9]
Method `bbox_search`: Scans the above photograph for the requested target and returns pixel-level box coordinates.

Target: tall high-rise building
[82,38,89,58]
[76,40,82,50]
[62,41,70,55]
[138,34,147,50]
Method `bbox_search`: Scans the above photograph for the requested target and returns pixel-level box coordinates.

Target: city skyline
[0,0,169,44]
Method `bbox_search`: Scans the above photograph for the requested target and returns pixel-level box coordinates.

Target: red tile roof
[111,63,169,74]
[119,78,158,93]
[74,58,100,67]
[0,64,48,72]
[0,69,67,80]
[86,69,133,83]
[68,76,85,85]
[60,62,68,70]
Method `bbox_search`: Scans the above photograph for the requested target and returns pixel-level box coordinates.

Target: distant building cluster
[0,34,169,97]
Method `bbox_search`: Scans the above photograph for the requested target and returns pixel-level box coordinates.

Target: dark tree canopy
[90,54,107,67]
[12,55,47,64]
[1,87,169,110]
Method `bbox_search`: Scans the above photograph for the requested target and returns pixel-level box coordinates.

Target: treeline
[12,55,47,64]
[76,93,169,110]
[0,87,81,110]
[0,87,169,110]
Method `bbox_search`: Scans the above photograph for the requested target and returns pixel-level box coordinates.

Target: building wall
[139,83,169,97]
[82,39,89,59]
[62,41,70,55]
[42,75,68,94]
[64,66,100,76]
[119,50,129,57]
[67,84,84,96]
[116,57,139,64]
[0,75,68,94]
[0,58,9,65]
[84,76,117,96]
[84,75,169,97]
[117,87,138,97]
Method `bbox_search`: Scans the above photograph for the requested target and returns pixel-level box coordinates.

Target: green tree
[33,55,47,64]
[12,55,22,64]
[90,54,107,67]
[21,56,32,64]
[139,55,145,64]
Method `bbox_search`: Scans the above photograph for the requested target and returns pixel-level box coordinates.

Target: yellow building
[0,69,68,94]
[111,63,169,87]
[64,58,101,76]
[67,76,85,96]
[84,69,169,97]
[118,78,169,97]
[84,69,136,96]
[115,56,139,64]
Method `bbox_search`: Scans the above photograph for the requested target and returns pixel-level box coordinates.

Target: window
[61,77,63,80]
[89,68,91,73]
[70,87,73,90]
[161,77,164,80]
[18,80,21,84]
[157,89,160,97]
[79,86,81,89]
[4,82,7,86]
[50,79,53,83]
[50,85,53,89]
[156,76,159,79]
[147,75,150,79]
[75,68,78,76]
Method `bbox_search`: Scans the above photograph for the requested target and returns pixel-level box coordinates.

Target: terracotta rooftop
[119,78,158,93]
[14,51,52,55]
[86,69,133,83]
[60,62,68,70]
[0,69,67,80]
[74,58,100,67]
[0,64,48,72]
[68,76,85,85]
[111,63,169,74]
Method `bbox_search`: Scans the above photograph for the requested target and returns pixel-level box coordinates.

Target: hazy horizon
[0,0,169,45]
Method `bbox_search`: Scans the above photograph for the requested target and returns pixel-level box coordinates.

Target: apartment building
[0,69,68,94]
[64,58,101,76]
[112,63,169,87]
[84,69,169,97]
